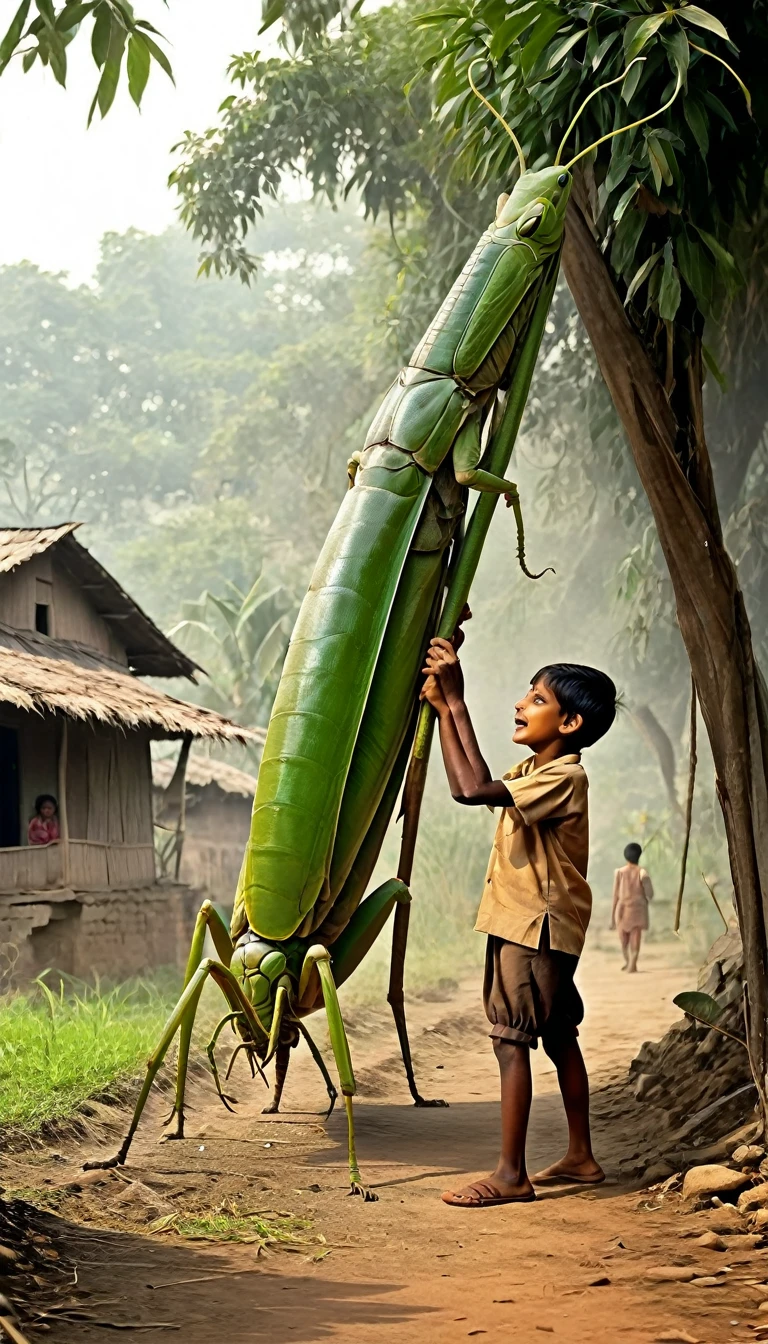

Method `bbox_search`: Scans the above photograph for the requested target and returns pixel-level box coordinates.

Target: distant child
[421,644,616,1207]
[610,842,653,974]
[28,794,60,847]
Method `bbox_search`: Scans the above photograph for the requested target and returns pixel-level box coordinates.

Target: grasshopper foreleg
[298,1021,338,1118]
[261,1040,291,1114]
[165,900,235,1140]
[299,945,376,1200]
[84,959,269,1171]
[452,418,553,580]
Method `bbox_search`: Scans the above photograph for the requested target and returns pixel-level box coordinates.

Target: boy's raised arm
[426,638,494,786]
[422,644,510,808]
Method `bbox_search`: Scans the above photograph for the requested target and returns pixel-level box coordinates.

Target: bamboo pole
[173,735,192,882]
[57,717,70,889]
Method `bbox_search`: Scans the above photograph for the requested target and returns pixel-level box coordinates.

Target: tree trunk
[562,185,768,1125]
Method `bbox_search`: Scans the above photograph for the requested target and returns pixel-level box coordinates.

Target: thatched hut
[152,754,258,906]
[0,524,251,986]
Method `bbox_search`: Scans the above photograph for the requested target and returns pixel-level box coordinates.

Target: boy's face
[40,801,55,819]
[513,679,581,752]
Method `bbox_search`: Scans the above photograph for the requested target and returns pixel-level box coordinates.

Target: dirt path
[8,944,768,1343]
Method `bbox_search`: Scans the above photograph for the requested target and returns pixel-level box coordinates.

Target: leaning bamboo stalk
[57,717,70,889]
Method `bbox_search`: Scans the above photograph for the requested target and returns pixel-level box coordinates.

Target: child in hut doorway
[610,842,653,973]
[28,794,60,847]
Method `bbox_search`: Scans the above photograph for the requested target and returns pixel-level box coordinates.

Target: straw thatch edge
[0,647,252,743]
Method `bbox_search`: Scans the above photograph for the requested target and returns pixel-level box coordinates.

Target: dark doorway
[0,726,20,847]
[35,603,50,635]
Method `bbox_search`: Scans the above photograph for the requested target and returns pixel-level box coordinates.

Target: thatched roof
[153,753,260,797]
[0,524,76,571]
[0,524,200,680]
[0,620,127,673]
[0,647,252,743]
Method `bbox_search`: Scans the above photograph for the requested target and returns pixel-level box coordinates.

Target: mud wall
[0,882,201,989]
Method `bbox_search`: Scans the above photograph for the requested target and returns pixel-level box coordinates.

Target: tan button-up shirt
[474,753,591,956]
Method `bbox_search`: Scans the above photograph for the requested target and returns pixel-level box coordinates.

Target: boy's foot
[442,1176,536,1208]
[531,1157,605,1186]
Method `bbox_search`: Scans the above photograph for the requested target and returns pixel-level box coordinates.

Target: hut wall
[66,722,154,843]
[178,791,252,906]
[0,714,156,891]
[0,553,53,630]
[65,722,156,887]
[48,559,127,662]
[0,554,126,664]
[0,883,202,987]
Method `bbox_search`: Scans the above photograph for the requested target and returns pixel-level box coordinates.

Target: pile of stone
[628,928,756,1157]
[680,1148,768,1242]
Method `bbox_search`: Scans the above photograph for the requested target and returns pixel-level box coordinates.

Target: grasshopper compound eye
[557,172,569,187]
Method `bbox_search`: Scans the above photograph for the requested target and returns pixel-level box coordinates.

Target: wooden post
[172,735,192,882]
[57,717,70,888]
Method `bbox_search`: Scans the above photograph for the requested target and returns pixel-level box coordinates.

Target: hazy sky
[0,1,268,283]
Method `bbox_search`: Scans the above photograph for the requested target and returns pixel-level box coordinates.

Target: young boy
[422,641,617,1208]
[611,842,653,973]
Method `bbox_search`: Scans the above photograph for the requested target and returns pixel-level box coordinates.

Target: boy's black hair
[33,794,58,816]
[532,663,617,751]
[624,842,642,864]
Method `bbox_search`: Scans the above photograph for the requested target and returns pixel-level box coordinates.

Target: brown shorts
[483,919,583,1049]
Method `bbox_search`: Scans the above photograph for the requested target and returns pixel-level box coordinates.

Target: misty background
[0,9,737,993]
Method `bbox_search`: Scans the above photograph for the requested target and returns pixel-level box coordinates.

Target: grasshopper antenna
[555,58,646,166]
[563,68,684,170]
[468,59,526,178]
[689,42,751,115]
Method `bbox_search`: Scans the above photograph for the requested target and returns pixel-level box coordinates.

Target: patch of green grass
[0,973,177,1134]
[150,1203,314,1247]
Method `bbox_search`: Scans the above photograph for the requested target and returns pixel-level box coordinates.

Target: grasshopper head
[231,931,299,1053]
[493,166,572,249]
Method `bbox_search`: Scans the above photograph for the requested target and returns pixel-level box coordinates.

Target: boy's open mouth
[514,717,528,728]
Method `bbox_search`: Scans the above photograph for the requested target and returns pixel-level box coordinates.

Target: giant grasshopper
[87,63,676,1197]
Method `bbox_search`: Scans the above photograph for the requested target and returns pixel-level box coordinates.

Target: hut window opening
[35,578,53,636]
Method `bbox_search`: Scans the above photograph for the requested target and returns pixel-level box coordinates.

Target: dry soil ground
[6,943,768,1344]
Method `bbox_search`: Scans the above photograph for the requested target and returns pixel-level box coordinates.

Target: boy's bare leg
[442,1040,536,1206]
[620,929,630,969]
[627,928,641,973]
[531,1036,604,1185]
